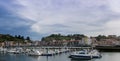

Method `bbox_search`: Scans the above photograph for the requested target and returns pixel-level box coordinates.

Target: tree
[26,36,30,41]
[96,35,107,41]
[41,37,45,41]
[15,35,17,38]
[18,35,21,39]
[21,36,24,40]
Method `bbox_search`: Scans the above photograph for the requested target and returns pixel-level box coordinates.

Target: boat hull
[69,55,92,60]
[41,54,53,56]
[92,55,102,58]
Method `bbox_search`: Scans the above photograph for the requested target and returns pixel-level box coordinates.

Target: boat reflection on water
[29,55,40,58]
[29,55,50,61]
[71,59,91,61]
[0,59,6,61]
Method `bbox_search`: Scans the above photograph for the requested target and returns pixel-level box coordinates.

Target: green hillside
[0,34,31,43]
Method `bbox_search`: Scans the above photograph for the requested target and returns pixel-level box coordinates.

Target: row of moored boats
[0,47,70,56]
[0,47,102,60]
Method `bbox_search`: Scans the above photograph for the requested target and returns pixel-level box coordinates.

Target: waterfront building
[0,42,5,47]
[108,35,117,38]
[81,37,92,45]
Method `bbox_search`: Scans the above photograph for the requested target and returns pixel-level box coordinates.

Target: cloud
[1,0,120,40]
[107,0,120,13]
[104,19,120,35]
[9,0,120,36]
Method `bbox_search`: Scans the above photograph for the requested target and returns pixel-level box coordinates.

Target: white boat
[0,47,7,53]
[7,49,16,53]
[69,50,92,60]
[54,49,61,54]
[7,48,22,54]
[90,50,102,58]
[28,49,43,56]
[42,50,55,56]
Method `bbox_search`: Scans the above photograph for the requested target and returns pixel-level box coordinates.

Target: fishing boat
[69,50,92,60]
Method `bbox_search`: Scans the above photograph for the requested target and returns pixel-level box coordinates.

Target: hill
[0,34,31,43]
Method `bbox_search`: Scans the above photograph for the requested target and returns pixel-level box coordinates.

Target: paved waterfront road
[0,52,120,61]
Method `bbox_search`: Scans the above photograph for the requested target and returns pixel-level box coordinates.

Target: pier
[94,45,120,52]
[28,46,91,49]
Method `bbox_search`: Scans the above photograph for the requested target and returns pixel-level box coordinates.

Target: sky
[0,0,120,40]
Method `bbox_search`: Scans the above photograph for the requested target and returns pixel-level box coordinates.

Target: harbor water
[0,52,120,61]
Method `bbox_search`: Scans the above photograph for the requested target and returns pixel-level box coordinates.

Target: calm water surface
[0,52,120,61]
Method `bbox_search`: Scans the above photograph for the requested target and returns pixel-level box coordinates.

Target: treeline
[41,34,120,42]
[41,34,87,41]
[95,35,120,41]
[0,34,31,42]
